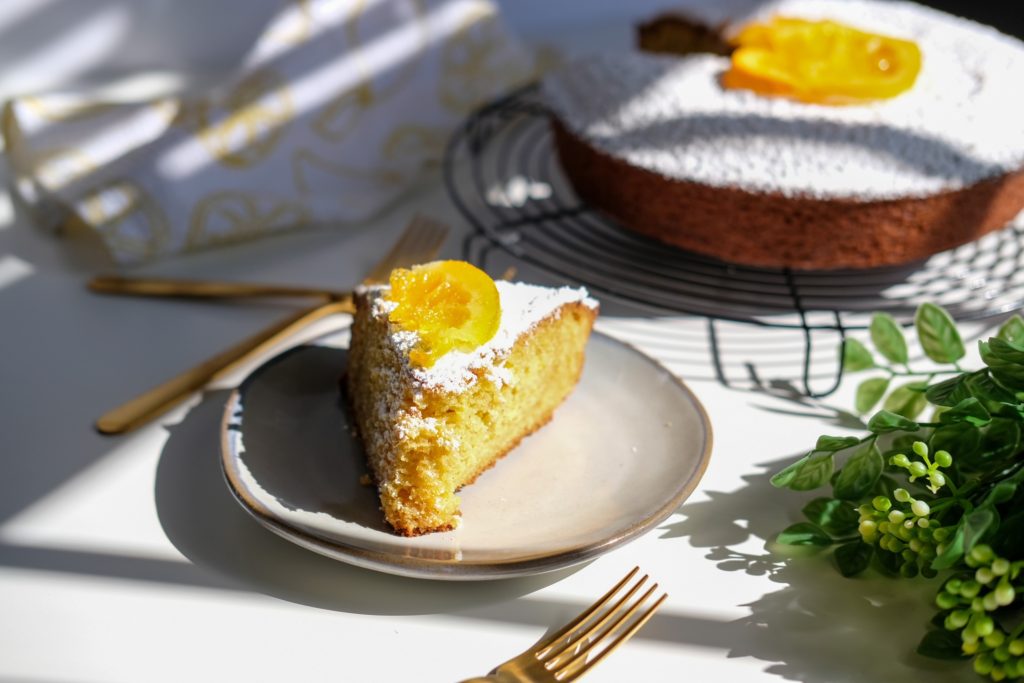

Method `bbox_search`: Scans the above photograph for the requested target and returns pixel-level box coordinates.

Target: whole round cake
[543,0,1024,270]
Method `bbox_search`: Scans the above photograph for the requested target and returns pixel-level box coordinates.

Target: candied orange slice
[723,17,922,104]
[385,260,501,368]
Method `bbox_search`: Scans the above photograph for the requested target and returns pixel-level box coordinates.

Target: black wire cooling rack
[442,84,1024,396]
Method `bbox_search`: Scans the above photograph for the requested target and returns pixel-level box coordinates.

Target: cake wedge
[347,261,598,536]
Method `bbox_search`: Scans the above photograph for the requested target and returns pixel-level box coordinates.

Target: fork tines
[538,567,667,680]
[365,213,450,284]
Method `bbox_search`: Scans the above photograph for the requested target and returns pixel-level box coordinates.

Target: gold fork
[87,275,353,301]
[87,263,516,301]
[95,214,449,435]
[458,568,666,682]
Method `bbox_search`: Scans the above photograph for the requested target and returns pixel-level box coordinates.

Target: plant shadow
[660,454,976,682]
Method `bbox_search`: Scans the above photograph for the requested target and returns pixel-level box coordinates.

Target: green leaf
[980,341,1024,390]
[932,505,997,571]
[770,452,835,491]
[791,453,835,491]
[938,397,991,427]
[873,474,901,498]
[916,630,971,660]
[876,548,903,575]
[802,497,860,536]
[966,371,1016,404]
[931,523,965,570]
[997,314,1024,344]
[867,409,920,434]
[929,423,981,463]
[834,540,873,577]
[770,454,810,488]
[855,377,890,414]
[915,303,965,364]
[958,420,1016,471]
[833,443,884,501]
[962,508,995,554]
[870,313,909,365]
[978,418,1021,465]
[843,338,875,373]
[815,435,861,452]
[982,482,1017,507]
[777,522,832,546]
[989,366,1024,392]
[986,337,1024,365]
[891,434,921,452]
[994,510,1024,561]
[925,374,973,407]
[883,381,929,419]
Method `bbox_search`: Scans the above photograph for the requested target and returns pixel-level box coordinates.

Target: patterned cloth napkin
[2,0,535,264]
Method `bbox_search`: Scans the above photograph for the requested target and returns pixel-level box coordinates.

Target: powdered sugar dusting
[544,0,1024,200]
[366,281,597,393]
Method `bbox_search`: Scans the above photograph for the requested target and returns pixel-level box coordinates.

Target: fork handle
[455,671,524,682]
[95,299,354,435]
[89,275,348,301]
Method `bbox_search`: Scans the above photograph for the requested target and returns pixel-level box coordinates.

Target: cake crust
[552,119,1024,270]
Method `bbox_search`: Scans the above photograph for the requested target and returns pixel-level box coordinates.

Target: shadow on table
[152,387,583,616]
[653,455,973,683]
[0,361,973,679]
[153,386,968,680]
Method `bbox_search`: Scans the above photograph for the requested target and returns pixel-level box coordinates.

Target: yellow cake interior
[347,280,597,536]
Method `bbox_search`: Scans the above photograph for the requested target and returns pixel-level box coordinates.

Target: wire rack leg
[802,310,846,398]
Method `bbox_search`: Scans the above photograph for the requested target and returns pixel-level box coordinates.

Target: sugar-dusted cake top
[544,0,1024,200]
[365,280,598,392]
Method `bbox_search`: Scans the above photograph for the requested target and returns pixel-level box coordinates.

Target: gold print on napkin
[21,96,118,123]
[187,190,309,249]
[311,0,427,145]
[312,83,374,143]
[261,0,313,50]
[292,147,407,193]
[438,2,529,114]
[81,181,171,261]
[35,147,96,190]
[345,0,426,104]
[382,125,447,165]
[190,68,294,169]
[150,98,181,128]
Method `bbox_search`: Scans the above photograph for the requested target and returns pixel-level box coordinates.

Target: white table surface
[0,3,1003,682]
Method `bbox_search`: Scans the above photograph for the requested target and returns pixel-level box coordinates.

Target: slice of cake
[347,261,598,536]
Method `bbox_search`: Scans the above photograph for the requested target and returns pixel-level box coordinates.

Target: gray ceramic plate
[220,326,712,580]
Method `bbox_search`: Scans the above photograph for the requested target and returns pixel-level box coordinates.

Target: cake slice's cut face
[347,280,598,536]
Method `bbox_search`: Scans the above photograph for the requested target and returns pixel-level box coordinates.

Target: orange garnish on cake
[385,260,501,368]
[723,17,922,104]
